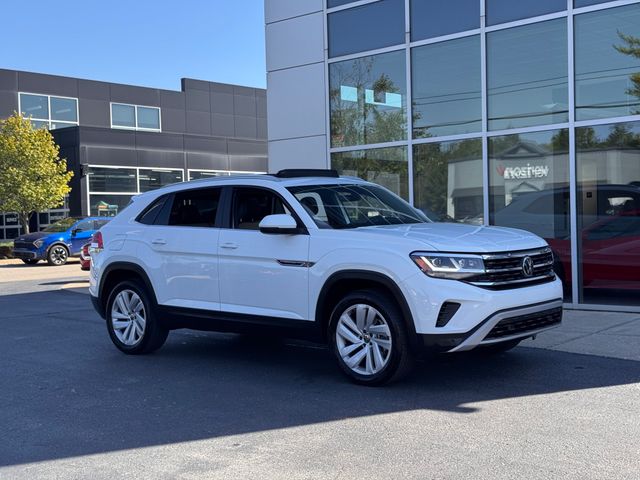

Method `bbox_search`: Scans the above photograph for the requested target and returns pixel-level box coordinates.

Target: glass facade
[325,0,640,308]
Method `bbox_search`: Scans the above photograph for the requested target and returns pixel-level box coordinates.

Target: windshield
[288,184,429,229]
[42,217,82,233]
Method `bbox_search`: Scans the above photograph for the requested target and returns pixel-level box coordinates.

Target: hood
[14,231,50,243]
[358,223,547,253]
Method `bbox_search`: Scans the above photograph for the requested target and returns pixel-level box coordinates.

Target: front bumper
[12,249,38,260]
[420,299,563,353]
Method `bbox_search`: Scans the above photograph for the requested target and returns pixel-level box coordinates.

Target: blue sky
[1,0,266,90]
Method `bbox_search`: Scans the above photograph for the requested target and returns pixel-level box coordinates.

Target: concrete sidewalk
[522,309,640,362]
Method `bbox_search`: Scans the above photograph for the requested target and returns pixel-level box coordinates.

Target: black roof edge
[274,169,339,179]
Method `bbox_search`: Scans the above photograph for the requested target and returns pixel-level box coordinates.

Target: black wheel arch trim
[316,270,418,346]
[97,262,158,318]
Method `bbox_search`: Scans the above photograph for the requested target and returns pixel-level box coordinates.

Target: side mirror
[71,228,80,237]
[259,214,299,235]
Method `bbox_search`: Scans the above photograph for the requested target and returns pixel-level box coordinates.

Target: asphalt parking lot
[0,259,639,479]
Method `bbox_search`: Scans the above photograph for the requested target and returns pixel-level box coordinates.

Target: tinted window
[50,97,77,122]
[328,0,356,7]
[328,0,405,58]
[233,188,288,230]
[139,169,183,192]
[411,0,479,41]
[73,220,93,232]
[88,167,137,193]
[20,93,48,120]
[412,35,481,137]
[487,19,568,130]
[94,220,110,229]
[168,188,221,228]
[575,4,640,121]
[137,106,160,130]
[330,50,406,147]
[575,0,609,7]
[111,104,135,128]
[486,0,566,25]
[137,196,168,225]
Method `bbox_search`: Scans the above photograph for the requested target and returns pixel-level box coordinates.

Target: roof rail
[274,169,340,178]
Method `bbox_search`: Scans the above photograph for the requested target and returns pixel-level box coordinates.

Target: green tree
[615,31,640,110]
[0,113,73,233]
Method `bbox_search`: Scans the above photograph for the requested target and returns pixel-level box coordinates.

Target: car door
[69,219,94,254]
[218,186,311,320]
[141,187,223,311]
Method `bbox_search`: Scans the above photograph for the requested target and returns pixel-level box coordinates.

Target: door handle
[220,242,239,250]
[151,239,167,245]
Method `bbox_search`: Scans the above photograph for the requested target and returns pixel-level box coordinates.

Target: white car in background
[89,170,563,385]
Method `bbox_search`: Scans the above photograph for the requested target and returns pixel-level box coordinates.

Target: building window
[329,50,407,147]
[328,0,405,58]
[487,19,568,131]
[412,35,481,138]
[577,121,640,306]
[327,0,357,7]
[489,129,571,298]
[139,168,184,192]
[410,0,479,41]
[331,146,409,200]
[486,0,566,26]
[110,103,161,131]
[188,170,230,181]
[413,139,483,223]
[19,93,78,130]
[575,4,640,121]
[88,167,138,193]
[574,0,610,7]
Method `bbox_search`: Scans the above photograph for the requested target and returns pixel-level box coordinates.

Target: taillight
[82,243,90,256]
[90,231,104,253]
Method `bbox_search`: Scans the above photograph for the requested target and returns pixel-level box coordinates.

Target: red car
[80,243,91,271]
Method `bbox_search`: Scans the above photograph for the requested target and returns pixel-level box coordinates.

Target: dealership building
[0,68,267,235]
[265,0,640,310]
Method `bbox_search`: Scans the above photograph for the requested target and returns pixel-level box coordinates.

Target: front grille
[468,247,555,290]
[13,240,33,250]
[485,307,563,340]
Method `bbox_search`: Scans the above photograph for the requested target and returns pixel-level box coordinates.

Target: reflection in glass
[575,4,640,121]
[487,19,568,130]
[410,0,479,41]
[88,167,137,193]
[489,130,570,298]
[577,121,640,305]
[413,139,483,223]
[50,97,77,122]
[139,169,184,192]
[412,36,481,138]
[50,122,76,130]
[30,120,48,130]
[111,104,135,128]
[189,171,229,181]
[90,194,133,217]
[331,147,408,200]
[486,0,566,25]
[137,106,160,130]
[328,0,404,58]
[574,0,610,7]
[330,50,406,147]
[327,0,356,7]
[20,93,48,120]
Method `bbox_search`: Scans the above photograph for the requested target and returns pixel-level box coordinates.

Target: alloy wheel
[111,289,146,346]
[335,303,392,376]
[50,246,68,265]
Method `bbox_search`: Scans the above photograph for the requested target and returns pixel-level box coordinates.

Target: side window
[74,220,93,232]
[137,195,168,225]
[168,188,221,228]
[93,219,110,230]
[233,188,289,230]
[297,192,329,222]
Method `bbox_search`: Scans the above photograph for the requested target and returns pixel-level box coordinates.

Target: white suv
[89,170,563,385]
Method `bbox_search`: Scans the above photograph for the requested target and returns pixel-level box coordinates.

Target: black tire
[478,339,522,355]
[328,289,414,386]
[22,259,39,265]
[47,244,69,266]
[105,280,168,355]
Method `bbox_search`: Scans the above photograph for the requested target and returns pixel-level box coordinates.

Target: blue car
[13,217,110,266]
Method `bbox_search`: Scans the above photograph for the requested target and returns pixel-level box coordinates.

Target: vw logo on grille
[522,256,534,277]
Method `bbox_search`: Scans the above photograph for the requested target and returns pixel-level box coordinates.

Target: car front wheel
[105,280,168,354]
[47,245,69,266]
[329,290,413,386]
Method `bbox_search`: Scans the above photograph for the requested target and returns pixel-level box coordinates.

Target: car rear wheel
[106,280,168,354]
[329,290,413,386]
[47,245,69,266]
[21,259,39,265]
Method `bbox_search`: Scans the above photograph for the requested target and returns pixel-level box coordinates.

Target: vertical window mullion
[481,0,490,225]
[568,0,579,305]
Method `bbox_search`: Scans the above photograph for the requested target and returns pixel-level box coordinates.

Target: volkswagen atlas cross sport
[89,170,563,385]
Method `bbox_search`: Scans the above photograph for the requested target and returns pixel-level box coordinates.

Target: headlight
[411,252,485,280]
[33,239,44,248]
